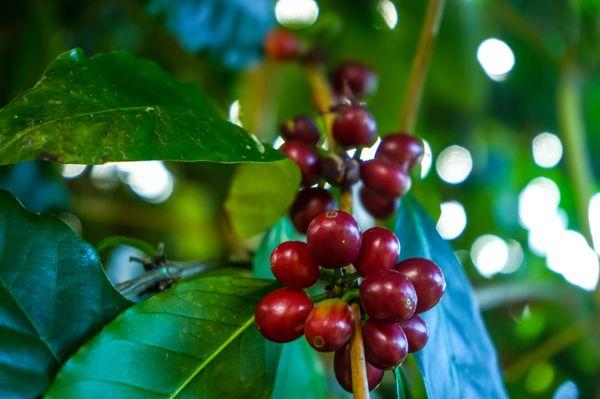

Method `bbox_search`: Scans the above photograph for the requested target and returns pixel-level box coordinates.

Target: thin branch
[399,0,447,132]
[350,303,370,398]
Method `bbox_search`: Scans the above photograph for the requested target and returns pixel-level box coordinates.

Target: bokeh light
[61,164,87,179]
[116,161,174,204]
[420,139,433,178]
[436,145,472,184]
[518,177,561,230]
[471,234,509,278]
[275,0,319,28]
[546,229,599,291]
[532,132,563,168]
[477,38,515,81]
[377,0,398,29]
[436,201,467,240]
[228,99,242,127]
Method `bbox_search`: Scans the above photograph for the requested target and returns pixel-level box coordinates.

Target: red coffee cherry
[304,299,353,352]
[363,319,408,369]
[399,315,429,353]
[255,288,313,343]
[331,62,378,98]
[280,115,320,145]
[360,269,417,321]
[264,29,300,61]
[290,187,335,234]
[281,140,320,186]
[359,186,398,220]
[354,227,400,276]
[307,210,362,268]
[270,241,319,289]
[360,158,411,197]
[376,133,424,170]
[395,258,445,313]
[334,344,384,392]
[332,104,376,148]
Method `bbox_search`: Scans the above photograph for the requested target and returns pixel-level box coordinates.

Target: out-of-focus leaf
[0,48,282,165]
[395,196,507,399]
[225,159,300,238]
[46,276,280,398]
[148,0,274,68]
[0,190,130,399]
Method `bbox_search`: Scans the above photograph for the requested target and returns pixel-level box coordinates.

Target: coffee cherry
[304,299,353,352]
[376,133,424,170]
[334,344,384,393]
[281,140,320,186]
[270,241,319,289]
[399,315,429,353]
[290,188,335,234]
[354,227,400,276]
[280,115,320,145]
[264,29,300,61]
[395,258,445,313]
[363,319,408,369]
[331,62,378,98]
[360,269,417,321]
[360,158,411,197]
[255,288,313,343]
[307,210,362,268]
[320,154,360,187]
[332,104,376,148]
[359,186,398,220]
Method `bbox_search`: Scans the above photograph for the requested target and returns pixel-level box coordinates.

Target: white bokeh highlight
[471,234,509,278]
[436,145,473,184]
[532,132,563,168]
[275,0,319,28]
[377,0,398,29]
[436,201,467,240]
[61,164,87,179]
[477,38,515,81]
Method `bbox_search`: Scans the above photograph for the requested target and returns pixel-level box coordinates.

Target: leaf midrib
[169,316,256,398]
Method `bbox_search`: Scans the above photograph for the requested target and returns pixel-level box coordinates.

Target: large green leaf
[0,48,282,165]
[0,190,130,399]
[395,196,507,399]
[225,159,300,238]
[46,276,281,398]
[253,219,328,399]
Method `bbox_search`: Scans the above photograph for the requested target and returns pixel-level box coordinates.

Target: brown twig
[399,0,447,132]
[350,303,369,398]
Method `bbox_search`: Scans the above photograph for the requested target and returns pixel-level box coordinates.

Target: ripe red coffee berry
[290,187,335,234]
[280,115,320,145]
[307,210,362,268]
[334,344,384,392]
[255,288,313,343]
[332,104,376,148]
[304,299,353,352]
[264,29,300,61]
[360,158,411,197]
[360,269,417,321]
[376,133,424,170]
[363,319,408,369]
[359,186,398,220]
[395,258,446,313]
[399,315,429,353]
[354,227,400,276]
[331,62,378,98]
[270,241,319,289]
[281,140,320,186]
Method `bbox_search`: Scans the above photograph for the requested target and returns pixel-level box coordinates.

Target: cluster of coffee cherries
[254,210,446,393]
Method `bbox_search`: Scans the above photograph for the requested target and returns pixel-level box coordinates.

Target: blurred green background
[1,0,599,398]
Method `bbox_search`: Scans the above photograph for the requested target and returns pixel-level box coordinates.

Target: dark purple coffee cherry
[320,154,360,187]
[331,62,378,98]
[307,210,362,268]
[304,299,353,352]
[360,158,411,197]
[264,29,300,61]
[399,315,429,353]
[363,319,408,369]
[270,241,319,289]
[255,288,313,343]
[332,104,376,149]
[376,133,424,170]
[360,269,417,321]
[354,227,400,276]
[334,343,384,393]
[290,187,335,234]
[280,115,320,145]
[395,258,446,313]
[359,186,398,220]
[281,140,320,186]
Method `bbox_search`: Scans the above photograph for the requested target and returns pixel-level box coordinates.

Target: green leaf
[225,159,300,238]
[96,235,157,257]
[0,48,282,165]
[395,196,507,399]
[0,190,130,399]
[393,367,411,399]
[253,219,328,399]
[46,276,281,399]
